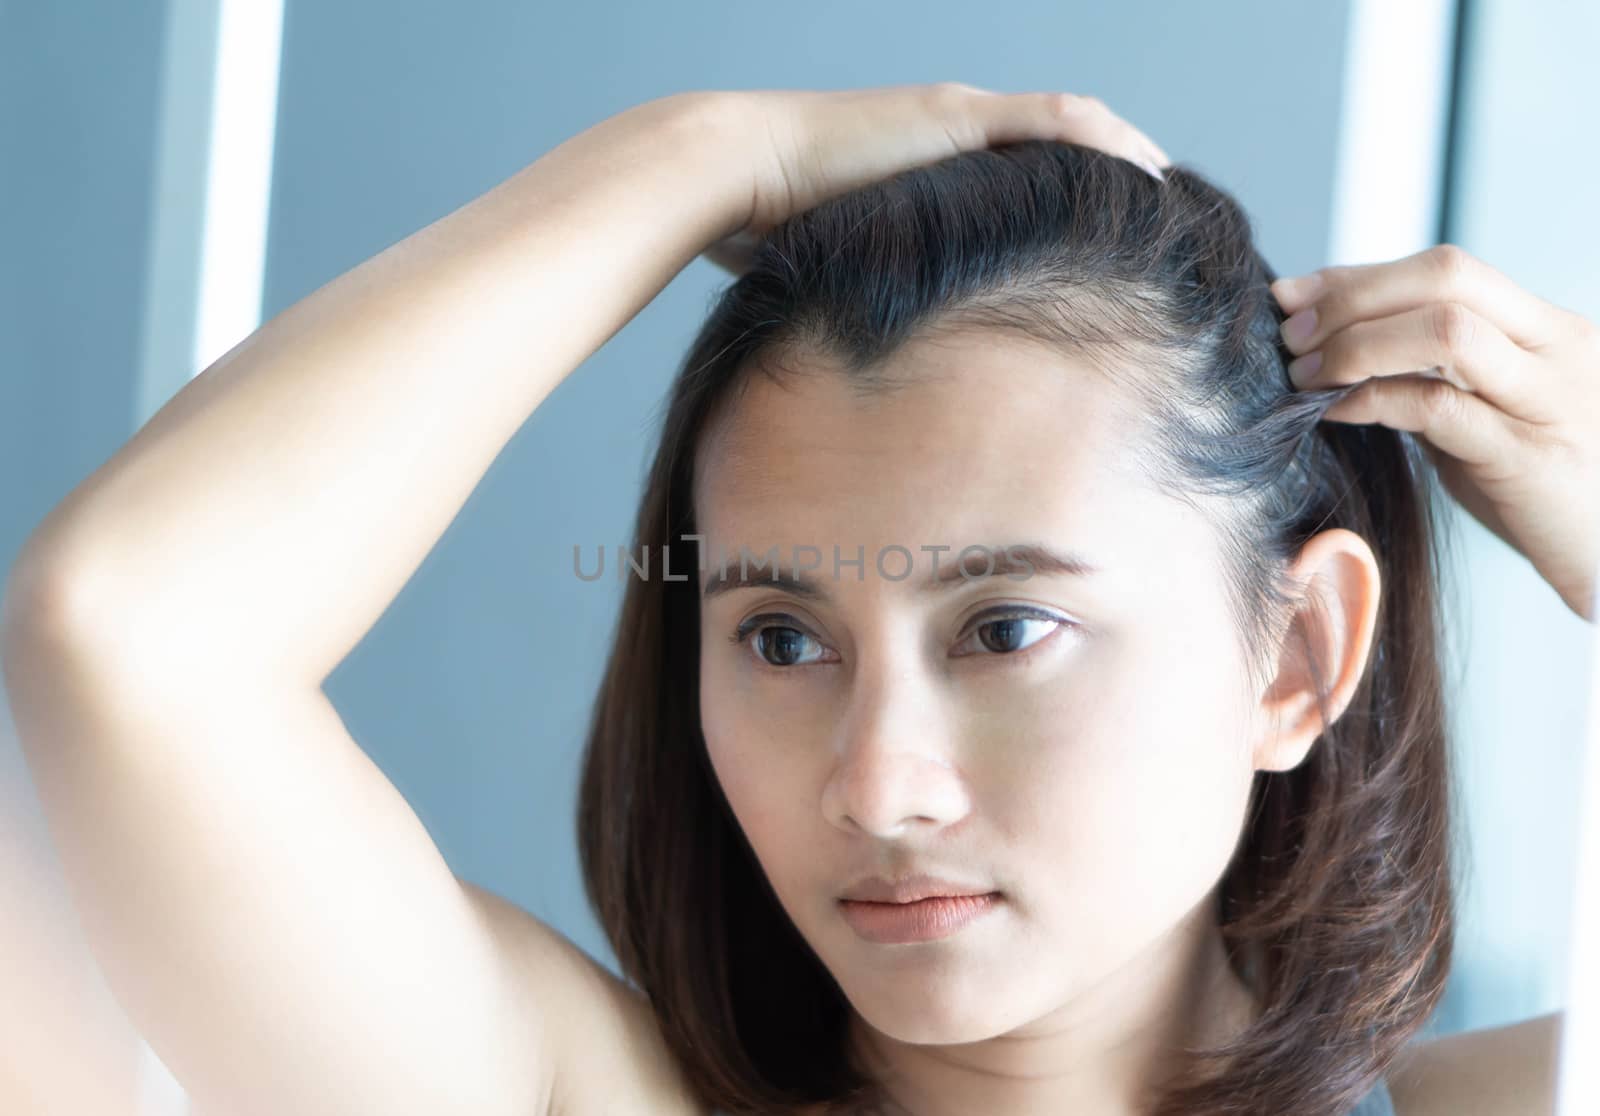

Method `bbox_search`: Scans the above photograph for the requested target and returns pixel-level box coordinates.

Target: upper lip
[839,873,998,904]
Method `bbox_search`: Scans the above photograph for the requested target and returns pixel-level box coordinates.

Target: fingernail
[1135,157,1165,182]
[1287,350,1322,387]
[1281,306,1319,348]
[1272,272,1325,310]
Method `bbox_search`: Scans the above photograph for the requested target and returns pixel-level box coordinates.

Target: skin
[693,325,1383,1116]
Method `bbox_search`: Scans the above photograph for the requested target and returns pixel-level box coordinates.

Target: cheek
[1004,643,1256,933]
[699,638,833,789]
[699,647,754,791]
[699,702,820,930]
[699,662,802,855]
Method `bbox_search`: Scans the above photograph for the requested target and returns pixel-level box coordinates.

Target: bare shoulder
[461,879,711,1116]
[1387,1009,1563,1116]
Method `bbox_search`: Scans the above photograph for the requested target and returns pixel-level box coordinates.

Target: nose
[820,658,972,838]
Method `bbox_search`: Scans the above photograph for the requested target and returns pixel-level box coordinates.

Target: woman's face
[693,328,1267,1046]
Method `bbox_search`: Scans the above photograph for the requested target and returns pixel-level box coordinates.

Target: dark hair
[577,140,1460,1115]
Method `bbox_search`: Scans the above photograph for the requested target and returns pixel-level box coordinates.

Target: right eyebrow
[700,542,1103,602]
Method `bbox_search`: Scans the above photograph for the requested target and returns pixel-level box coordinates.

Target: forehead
[691,329,1214,594]
[697,329,1136,500]
[688,330,1222,607]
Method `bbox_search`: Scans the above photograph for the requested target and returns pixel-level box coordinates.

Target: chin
[842,963,1025,1046]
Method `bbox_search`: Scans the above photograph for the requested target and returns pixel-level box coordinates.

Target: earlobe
[1250,528,1383,773]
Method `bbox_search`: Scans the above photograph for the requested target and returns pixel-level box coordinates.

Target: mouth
[837,892,1004,945]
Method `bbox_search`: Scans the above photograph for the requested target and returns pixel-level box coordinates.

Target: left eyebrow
[700,542,1102,602]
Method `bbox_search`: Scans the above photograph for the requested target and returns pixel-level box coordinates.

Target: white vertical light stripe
[133,0,218,431]
[1325,0,1456,265]
[1561,603,1600,1113]
[192,0,285,379]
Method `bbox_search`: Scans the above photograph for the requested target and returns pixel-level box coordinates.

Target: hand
[1273,244,1600,623]
[696,83,1169,277]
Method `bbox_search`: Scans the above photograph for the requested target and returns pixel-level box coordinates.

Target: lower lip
[838,892,1003,944]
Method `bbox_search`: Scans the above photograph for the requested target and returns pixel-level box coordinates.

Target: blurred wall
[0,5,166,587]
[1427,0,1600,1030]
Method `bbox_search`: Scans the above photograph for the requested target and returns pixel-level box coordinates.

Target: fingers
[1320,372,1524,471]
[1052,93,1169,177]
[1289,300,1548,421]
[1273,243,1578,353]
[965,89,1168,180]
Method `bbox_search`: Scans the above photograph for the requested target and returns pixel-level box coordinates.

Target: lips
[838,892,1003,944]
[838,872,997,904]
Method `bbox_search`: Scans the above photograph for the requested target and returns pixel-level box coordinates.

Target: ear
[1251,528,1382,773]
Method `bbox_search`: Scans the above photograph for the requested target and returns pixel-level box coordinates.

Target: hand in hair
[1274,243,1599,622]
[696,83,1169,276]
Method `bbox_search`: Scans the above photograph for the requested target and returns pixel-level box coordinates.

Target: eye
[730,615,837,669]
[728,606,1074,671]
[950,607,1073,659]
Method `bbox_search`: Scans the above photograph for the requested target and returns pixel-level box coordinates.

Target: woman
[2,85,1592,1116]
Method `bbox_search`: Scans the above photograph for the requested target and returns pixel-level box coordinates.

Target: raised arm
[0,91,746,1116]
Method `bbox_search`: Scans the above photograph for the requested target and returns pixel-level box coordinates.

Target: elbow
[2,534,126,669]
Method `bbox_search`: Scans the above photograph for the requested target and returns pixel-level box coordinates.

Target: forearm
[11,93,745,687]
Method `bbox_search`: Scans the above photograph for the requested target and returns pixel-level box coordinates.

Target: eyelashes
[728,606,1075,672]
